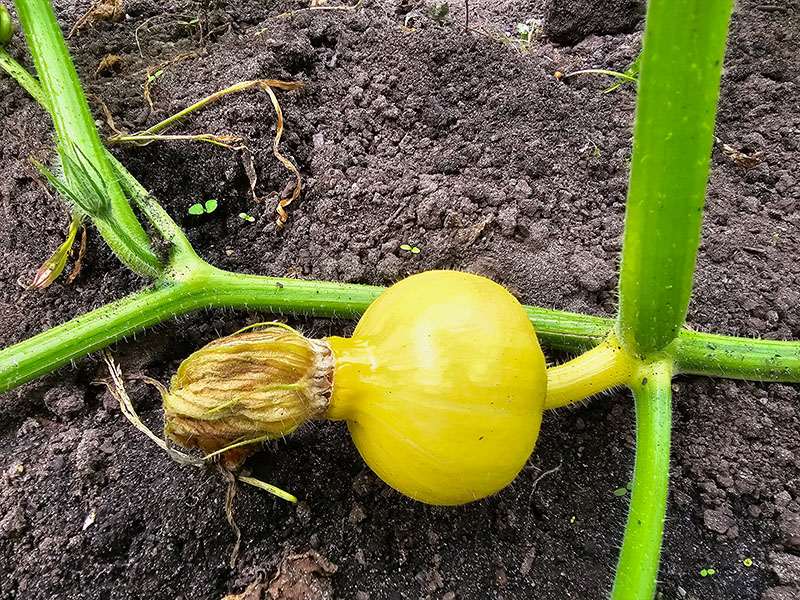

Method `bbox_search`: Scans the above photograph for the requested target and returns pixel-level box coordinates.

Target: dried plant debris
[268,552,337,600]
[220,552,337,600]
[95,54,124,77]
[66,224,87,284]
[69,0,124,37]
[715,136,761,168]
[135,77,303,226]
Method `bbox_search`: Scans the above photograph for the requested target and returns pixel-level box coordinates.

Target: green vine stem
[611,360,672,600]
[544,333,635,409]
[0,46,48,107]
[14,0,163,276]
[0,263,615,396]
[616,0,733,356]
[675,331,800,381]
[2,264,798,397]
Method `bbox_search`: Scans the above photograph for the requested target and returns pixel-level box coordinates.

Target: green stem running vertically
[14,0,162,276]
[611,361,672,600]
[612,0,733,597]
[616,0,733,356]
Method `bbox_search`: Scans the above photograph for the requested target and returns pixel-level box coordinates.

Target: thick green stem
[2,265,799,396]
[675,330,800,382]
[13,0,162,276]
[617,0,732,356]
[611,361,672,600]
[0,265,377,395]
[0,263,616,395]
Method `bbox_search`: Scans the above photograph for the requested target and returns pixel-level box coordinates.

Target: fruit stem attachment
[544,333,637,410]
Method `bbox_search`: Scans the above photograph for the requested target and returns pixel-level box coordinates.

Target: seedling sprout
[188,199,218,215]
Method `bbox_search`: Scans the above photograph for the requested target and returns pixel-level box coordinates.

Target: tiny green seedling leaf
[189,199,218,215]
[700,568,716,577]
[239,213,255,222]
[743,558,753,567]
[613,488,628,497]
[400,244,421,254]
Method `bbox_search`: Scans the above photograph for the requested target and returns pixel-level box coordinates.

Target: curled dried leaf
[66,224,87,284]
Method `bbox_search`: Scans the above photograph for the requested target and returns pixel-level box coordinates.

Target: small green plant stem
[616,0,733,356]
[560,69,638,83]
[611,361,672,600]
[0,46,49,107]
[14,0,162,277]
[544,334,635,409]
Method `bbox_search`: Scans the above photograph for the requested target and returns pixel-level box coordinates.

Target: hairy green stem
[0,262,617,395]
[2,261,797,397]
[0,265,375,395]
[675,331,800,382]
[617,0,732,356]
[14,0,162,276]
[545,333,635,410]
[611,361,672,600]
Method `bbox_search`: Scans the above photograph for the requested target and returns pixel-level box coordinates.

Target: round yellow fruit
[325,270,547,505]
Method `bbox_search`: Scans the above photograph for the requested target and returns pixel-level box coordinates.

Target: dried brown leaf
[69,0,124,37]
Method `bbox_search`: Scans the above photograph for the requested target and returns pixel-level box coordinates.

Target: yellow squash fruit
[325,271,547,504]
[163,271,547,504]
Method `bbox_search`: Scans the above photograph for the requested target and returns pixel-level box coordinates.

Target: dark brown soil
[1,1,799,599]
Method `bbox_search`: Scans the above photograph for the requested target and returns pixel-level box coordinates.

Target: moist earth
[0,1,799,599]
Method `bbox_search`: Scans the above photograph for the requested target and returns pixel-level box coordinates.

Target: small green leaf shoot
[613,488,628,497]
[147,69,164,84]
[188,203,204,215]
[29,215,80,289]
[205,199,218,213]
[743,558,753,567]
[400,244,420,254]
[239,213,255,222]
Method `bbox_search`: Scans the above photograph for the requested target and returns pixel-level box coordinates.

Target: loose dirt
[1,1,798,599]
